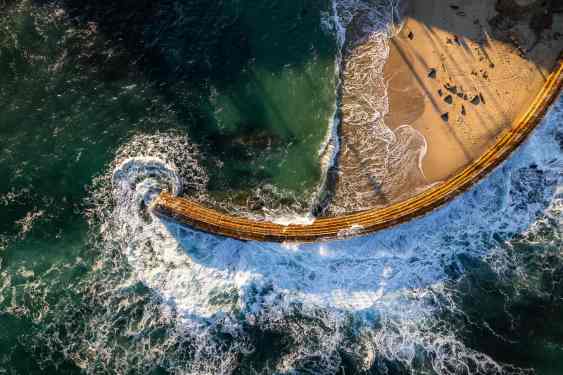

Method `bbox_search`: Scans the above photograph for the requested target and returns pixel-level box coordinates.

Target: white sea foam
[112,157,182,201]
[99,96,562,372]
[270,213,316,226]
[93,1,563,370]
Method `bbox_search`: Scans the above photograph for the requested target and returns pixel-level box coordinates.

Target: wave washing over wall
[1,0,561,373]
[78,1,562,372]
[84,94,563,374]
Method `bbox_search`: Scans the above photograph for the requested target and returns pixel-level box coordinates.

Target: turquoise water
[1,0,563,374]
[0,0,337,218]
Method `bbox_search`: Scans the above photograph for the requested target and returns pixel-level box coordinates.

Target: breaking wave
[65,96,561,373]
[2,1,561,373]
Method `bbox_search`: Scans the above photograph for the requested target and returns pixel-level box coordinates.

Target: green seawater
[1,0,337,212]
[1,0,563,374]
[0,0,330,368]
[0,0,335,371]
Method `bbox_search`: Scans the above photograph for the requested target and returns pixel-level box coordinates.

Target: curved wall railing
[151,55,563,242]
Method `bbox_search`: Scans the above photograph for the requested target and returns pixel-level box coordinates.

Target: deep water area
[1,0,563,374]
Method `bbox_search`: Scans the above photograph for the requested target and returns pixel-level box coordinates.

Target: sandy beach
[325,0,563,214]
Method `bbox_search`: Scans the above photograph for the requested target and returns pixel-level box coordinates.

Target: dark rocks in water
[530,9,553,34]
[232,131,282,149]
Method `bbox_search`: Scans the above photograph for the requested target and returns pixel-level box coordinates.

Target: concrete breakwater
[151,53,562,242]
[152,0,563,242]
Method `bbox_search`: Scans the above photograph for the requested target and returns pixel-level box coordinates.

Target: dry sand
[324,0,563,215]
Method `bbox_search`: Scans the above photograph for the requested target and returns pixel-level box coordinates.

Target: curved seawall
[151,54,563,242]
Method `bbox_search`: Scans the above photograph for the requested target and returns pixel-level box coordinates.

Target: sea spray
[56,98,560,373]
[3,100,560,374]
[1,0,562,372]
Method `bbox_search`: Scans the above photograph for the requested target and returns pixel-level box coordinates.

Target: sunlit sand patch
[324,0,563,214]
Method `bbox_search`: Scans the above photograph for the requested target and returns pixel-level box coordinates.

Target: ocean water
[1,0,563,374]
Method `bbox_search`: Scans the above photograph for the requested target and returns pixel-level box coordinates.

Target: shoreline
[151,0,563,241]
[150,50,563,241]
[323,0,563,212]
